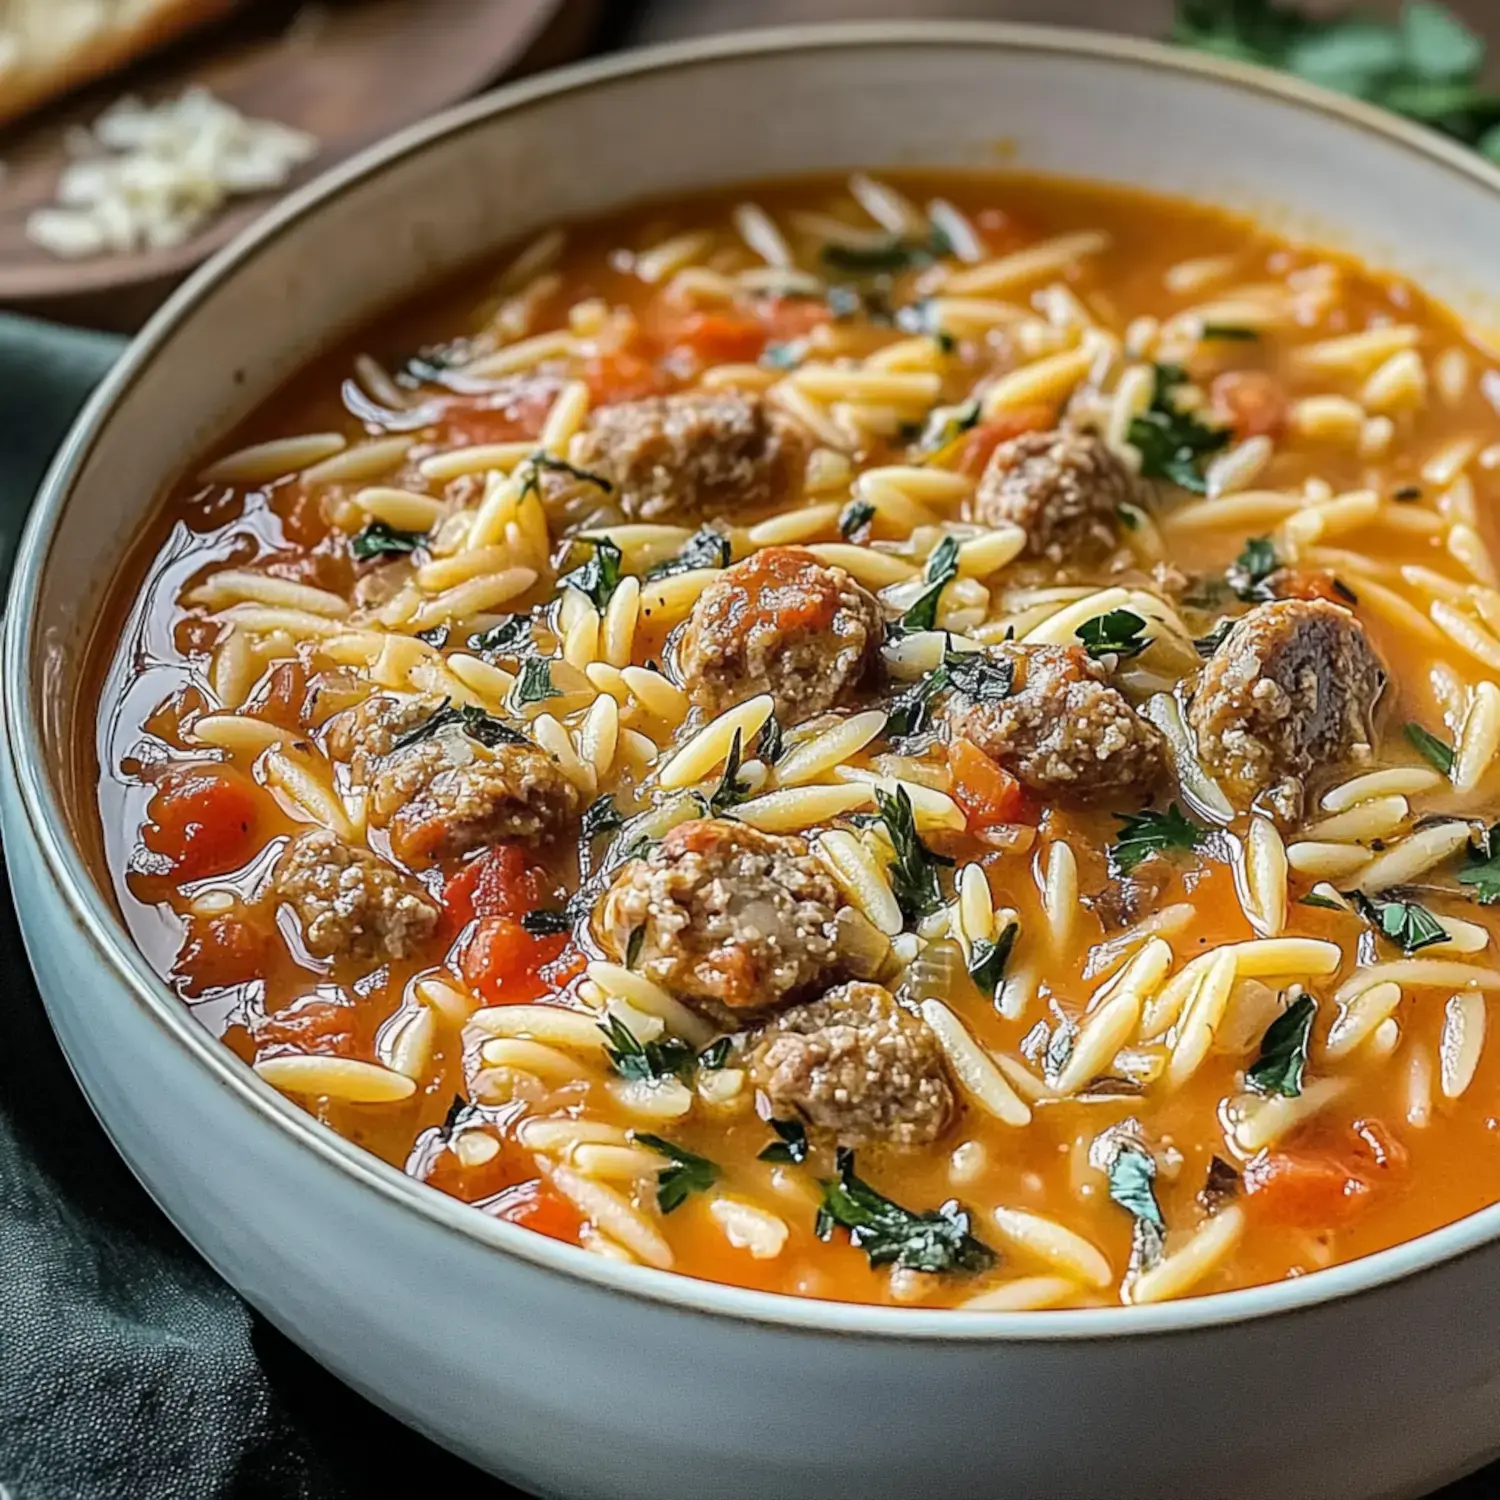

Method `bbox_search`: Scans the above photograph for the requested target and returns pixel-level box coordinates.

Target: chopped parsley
[624,925,646,969]
[913,399,981,458]
[558,536,624,611]
[819,228,951,277]
[1126,362,1230,492]
[388,699,528,753]
[1193,617,1237,657]
[1246,993,1317,1098]
[759,1117,811,1165]
[1405,721,1455,775]
[1349,891,1448,953]
[755,713,784,767]
[468,614,533,659]
[708,729,753,815]
[883,666,949,740]
[1228,535,1280,601]
[1299,889,1348,912]
[891,534,960,636]
[598,1014,695,1086]
[634,1134,720,1213]
[872,784,954,923]
[944,647,1015,702]
[581,794,624,840]
[644,526,732,581]
[1076,607,1149,660]
[1459,822,1500,904]
[415,624,450,648]
[1173,1,1500,164]
[839,499,876,539]
[815,1148,995,1274]
[1109,803,1208,876]
[511,656,561,708]
[520,452,613,500]
[697,1038,733,1071]
[521,909,571,937]
[968,920,1019,1001]
[350,521,426,560]
[1103,1136,1166,1274]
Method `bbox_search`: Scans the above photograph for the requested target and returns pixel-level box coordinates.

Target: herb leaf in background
[1228,535,1280,601]
[1246,992,1317,1097]
[1459,822,1500,903]
[1349,891,1448,953]
[1076,607,1150,660]
[634,1134,720,1213]
[1109,803,1208,875]
[1126,361,1230,492]
[840,499,876,538]
[558,536,624,611]
[645,525,732,581]
[511,656,561,708]
[820,228,952,276]
[815,1148,995,1274]
[944,647,1015,702]
[1173,1,1500,162]
[1405,720,1456,774]
[598,1015,696,1087]
[873,784,955,923]
[350,521,426,560]
[892,534,961,635]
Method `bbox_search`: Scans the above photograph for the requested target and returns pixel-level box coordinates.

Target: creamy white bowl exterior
[8,26,1500,1499]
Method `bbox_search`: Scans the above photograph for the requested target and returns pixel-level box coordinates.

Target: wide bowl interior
[16,21,1500,1337]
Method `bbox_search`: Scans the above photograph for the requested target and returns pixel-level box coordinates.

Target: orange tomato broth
[85,169,1500,1309]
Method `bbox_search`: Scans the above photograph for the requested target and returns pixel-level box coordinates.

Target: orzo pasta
[93,172,1500,1309]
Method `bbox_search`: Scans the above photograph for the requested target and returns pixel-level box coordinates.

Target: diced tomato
[582,347,670,405]
[721,546,842,635]
[253,997,357,1059]
[948,739,1031,828]
[756,295,832,342]
[485,1179,584,1244]
[1211,370,1287,440]
[955,407,1056,476]
[1243,1149,1372,1228]
[243,659,308,732]
[441,844,554,931]
[669,310,768,365]
[272,482,328,548]
[460,916,568,1006]
[141,765,263,879]
[174,913,269,997]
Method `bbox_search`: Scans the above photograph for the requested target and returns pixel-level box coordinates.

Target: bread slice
[0,0,239,129]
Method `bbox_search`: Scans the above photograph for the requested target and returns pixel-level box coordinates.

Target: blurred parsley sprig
[1174,0,1500,161]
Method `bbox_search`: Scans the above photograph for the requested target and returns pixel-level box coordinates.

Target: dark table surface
[7,2,1500,1496]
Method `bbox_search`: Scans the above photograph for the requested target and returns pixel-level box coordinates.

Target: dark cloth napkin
[0,315,519,1500]
[0,311,1493,1500]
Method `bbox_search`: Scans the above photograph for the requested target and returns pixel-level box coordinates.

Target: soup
[92,170,1500,1310]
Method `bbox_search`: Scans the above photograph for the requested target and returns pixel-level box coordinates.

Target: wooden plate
[0,0,597,327]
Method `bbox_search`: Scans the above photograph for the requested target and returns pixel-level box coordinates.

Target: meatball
[595,818,851,1018]
[272,828,438,962]
[675,546,884,723]
[329,694,582,865]
[1187,598,1385,820]
[940,643,1166,803]
[974,428,1138,564]
[567,391,803,521]
[743,982,955,1149]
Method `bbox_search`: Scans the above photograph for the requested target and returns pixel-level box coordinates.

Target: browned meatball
[675,546,884,723]
[1187,598,1386,820]
[974,428,1138,564]
[595,818,853,1018]
[329,694,582,865]
[940,643,1166,803]
[272,828,438,962]
[743,982,955,1149]
[567,390,803,521]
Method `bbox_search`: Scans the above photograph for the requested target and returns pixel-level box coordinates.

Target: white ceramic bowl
[8,25,1500,1499]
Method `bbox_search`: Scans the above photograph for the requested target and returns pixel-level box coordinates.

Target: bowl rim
[12,17,1500,1343]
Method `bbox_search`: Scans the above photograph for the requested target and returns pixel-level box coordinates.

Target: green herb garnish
[1127,362,1230,492]
[815,1148,994,1274]
[1349,891,1448,953]
[351,521,426,560]
[634,1134,720,1213]
[944,647,1015,702]
[511,656,561,708]
[1405,721,1455,775]
[1076,607,1150,660]
[708,729,753,815]
[1228,535,1280,601]
[598,1015,694,1086]
[914,398,981,458]
[468,614,533,659]
[644,526,732,581]
[1299,890,1348,912]
[883,664,949,740]
[871,784,955,924]
[755,713,784,767]
[581,794,623,840]
[520,452,613,499]
[521,909,571,937]
[820,228,951,276]
[968,920,1019,1001]
[759,1117,811,1165]
[1109,803,1208,875]
[1459,822,1500,904]
[1193,617,1237,658]
[388,698,528,753]
[1173,1,1500,163]
[625,925,646,969]
[1104,1137,1167,1273]
[839,499,876,539]
[558,536,624,611]
[1246,993,1317,1098]
[891,534,960,636]
[698,1038,733,1070]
